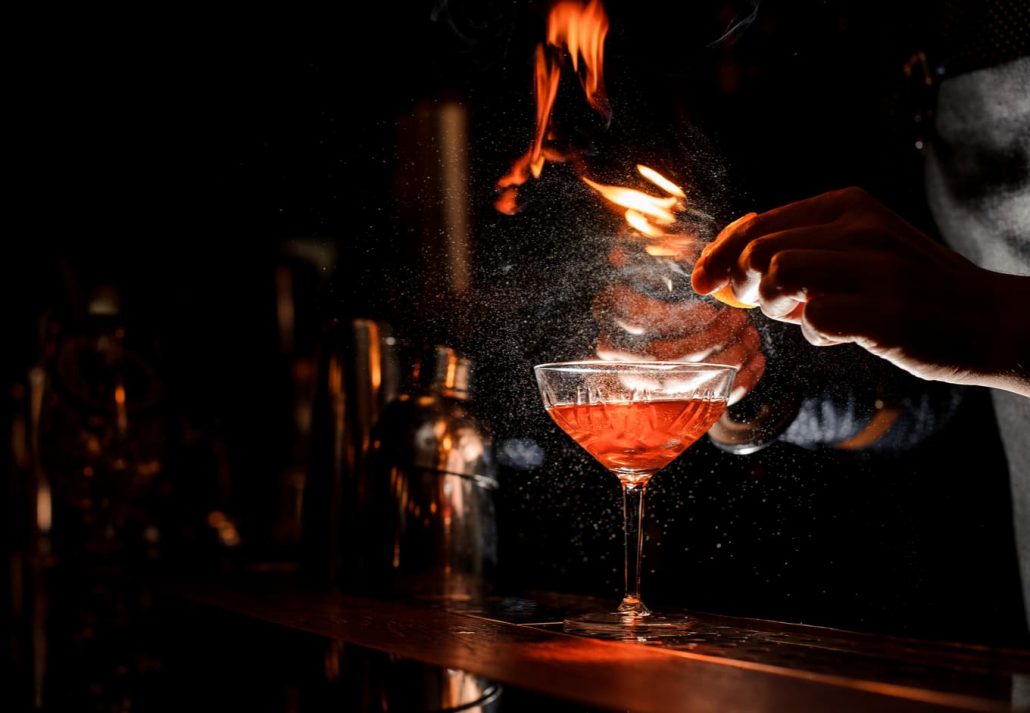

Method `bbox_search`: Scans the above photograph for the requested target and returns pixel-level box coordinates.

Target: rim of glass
[534,360,739,374]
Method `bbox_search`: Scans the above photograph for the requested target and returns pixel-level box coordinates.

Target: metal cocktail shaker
[304,318,400,583]
[357,346,498,599]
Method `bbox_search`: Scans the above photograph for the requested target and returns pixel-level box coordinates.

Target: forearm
[975,271,1030,398]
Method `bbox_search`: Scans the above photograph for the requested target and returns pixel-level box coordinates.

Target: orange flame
[581,175,679,225]
[637,164,685,198]
[495,3,701,267]
[584,165,701,262]
[547,0,610,119]
[496,46,563,214]
[495,0,610,213]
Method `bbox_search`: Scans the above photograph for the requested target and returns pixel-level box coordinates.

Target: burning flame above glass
[534,361,736,633]
[495,0,751,309]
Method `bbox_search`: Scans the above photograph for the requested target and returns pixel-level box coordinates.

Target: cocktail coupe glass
[534,361,737,634]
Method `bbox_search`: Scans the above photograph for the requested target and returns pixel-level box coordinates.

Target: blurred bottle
[38,286,167,561]
[10,284,169,709]
[265,251,325,566]
[355,345,498,599]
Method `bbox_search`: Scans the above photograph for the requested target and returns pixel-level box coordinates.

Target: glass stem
[618,476,653,618]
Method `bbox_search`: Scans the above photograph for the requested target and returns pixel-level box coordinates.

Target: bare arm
[692,187,1030,398]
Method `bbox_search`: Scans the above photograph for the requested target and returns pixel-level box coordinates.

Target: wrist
[982,271,1030,397]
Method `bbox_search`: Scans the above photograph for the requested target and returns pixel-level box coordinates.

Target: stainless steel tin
[358,346,497,599]
[304,318,400,583]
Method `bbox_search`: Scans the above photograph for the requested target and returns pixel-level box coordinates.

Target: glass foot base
[563,610,698,639]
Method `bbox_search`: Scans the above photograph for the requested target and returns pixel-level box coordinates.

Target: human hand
[594,281,766,405]
[692,187,1030,397]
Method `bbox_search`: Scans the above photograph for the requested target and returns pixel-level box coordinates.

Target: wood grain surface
[160,579,1029,713]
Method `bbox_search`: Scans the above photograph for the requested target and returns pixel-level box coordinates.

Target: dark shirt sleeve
[738,320,966,452]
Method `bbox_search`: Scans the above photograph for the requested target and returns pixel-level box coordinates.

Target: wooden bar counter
[157,578,1030,712]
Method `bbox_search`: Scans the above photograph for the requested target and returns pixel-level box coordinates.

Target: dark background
[5,6,1027,703]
